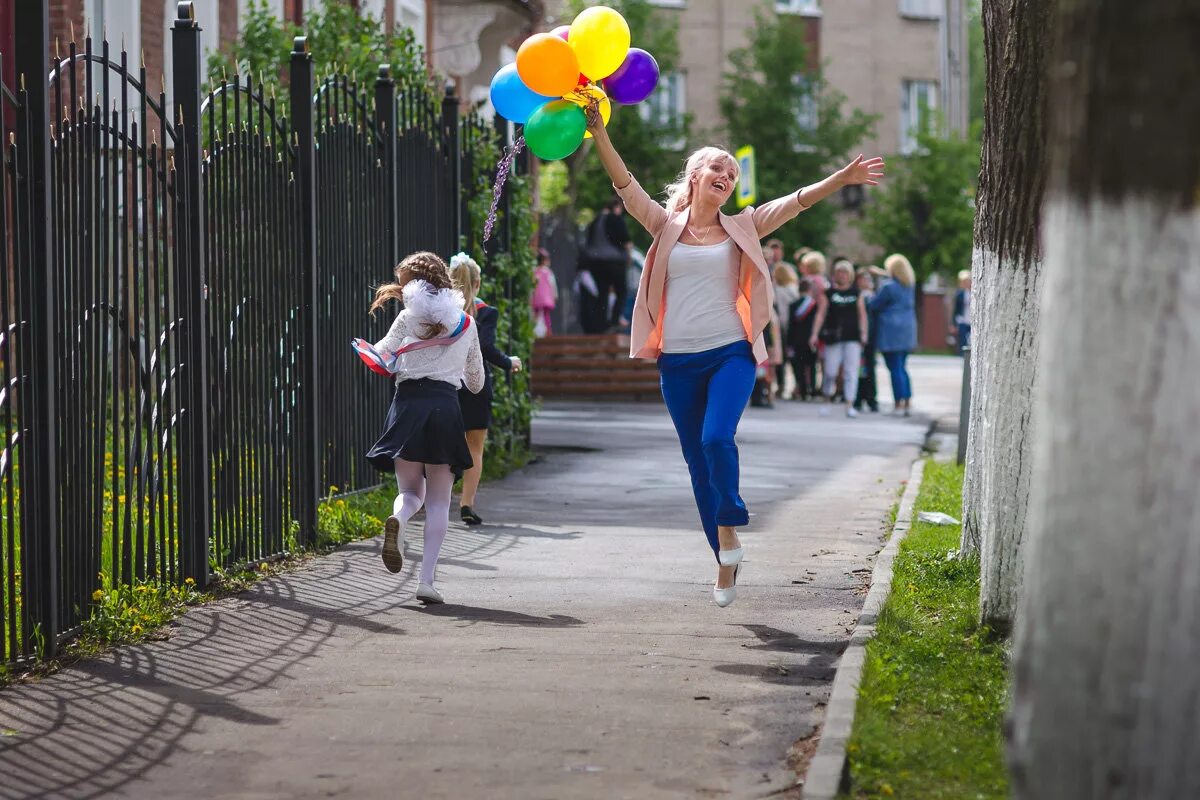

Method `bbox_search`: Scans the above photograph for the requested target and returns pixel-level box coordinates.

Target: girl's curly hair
[368,251,453,315]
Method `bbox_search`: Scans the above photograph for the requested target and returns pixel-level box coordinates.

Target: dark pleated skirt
[458,384,494,431]
[367,379,473,478]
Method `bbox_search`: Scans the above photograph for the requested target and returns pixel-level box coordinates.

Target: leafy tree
[857,123,979,283]
[558,0,691,244]
[719,11,876,252]
[968,0,985,134]
[207,0,427,92]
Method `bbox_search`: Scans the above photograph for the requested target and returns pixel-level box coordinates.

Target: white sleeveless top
[660,239,747,354]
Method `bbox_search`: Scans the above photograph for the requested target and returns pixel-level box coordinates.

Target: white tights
[392,459,454,586]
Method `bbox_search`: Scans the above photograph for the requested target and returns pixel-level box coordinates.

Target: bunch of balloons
[488,5,660,161]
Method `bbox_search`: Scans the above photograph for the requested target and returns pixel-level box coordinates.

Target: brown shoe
[381,516,404,573]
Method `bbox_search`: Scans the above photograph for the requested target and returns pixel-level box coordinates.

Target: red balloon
[577,73,590,86]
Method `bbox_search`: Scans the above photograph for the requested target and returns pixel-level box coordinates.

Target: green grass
[841,461,1009,800]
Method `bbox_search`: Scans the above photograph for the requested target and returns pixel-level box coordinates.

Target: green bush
[316,487,388,549]
[79,572,203,646]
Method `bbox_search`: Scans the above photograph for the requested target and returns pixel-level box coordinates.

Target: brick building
[3,2,537,106]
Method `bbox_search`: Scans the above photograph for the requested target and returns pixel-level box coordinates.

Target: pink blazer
[615,174,808,363]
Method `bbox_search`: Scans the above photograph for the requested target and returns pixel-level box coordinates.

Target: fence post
[14,0,59,656]
[289,37,320,545]
[375,64,398,266]
[172,2,212,587]
[957,345,971,466]
[441,83,461,249]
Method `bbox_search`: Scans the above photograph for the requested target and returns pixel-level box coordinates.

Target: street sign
[735,145,756,208]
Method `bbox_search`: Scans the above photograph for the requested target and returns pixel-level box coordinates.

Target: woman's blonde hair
[885,253,916,287]
[832,259,855,281]
[800,251,827,276]
[448,252,482,317]
[369,251,454,338]
[663,146,740,213]
[774,263,798,287]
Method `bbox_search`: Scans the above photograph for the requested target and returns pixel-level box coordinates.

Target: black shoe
[869,403,880,412]
[461,506,483,526]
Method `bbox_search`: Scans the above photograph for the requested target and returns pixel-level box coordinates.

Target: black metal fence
[1,2,524,664]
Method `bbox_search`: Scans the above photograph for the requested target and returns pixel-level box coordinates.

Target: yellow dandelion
[131,624,143,634]
[92,589,104,602]
[184,577,195,586]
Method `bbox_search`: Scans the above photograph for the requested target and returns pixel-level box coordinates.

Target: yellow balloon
[569,6,631,81]
[563,83,612,139]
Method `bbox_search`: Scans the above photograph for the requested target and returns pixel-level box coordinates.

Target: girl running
[448,253,522,527]
[357,252,485,604]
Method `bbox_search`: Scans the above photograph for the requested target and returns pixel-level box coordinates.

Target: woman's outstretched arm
[755,155,886,237]
[586,105,632,189]
[586,104,668,235]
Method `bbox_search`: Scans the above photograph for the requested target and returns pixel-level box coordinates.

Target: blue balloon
[490,64,555,124]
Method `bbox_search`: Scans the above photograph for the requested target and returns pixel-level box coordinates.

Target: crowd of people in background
[745,243,925,418]
[533,198,980,421]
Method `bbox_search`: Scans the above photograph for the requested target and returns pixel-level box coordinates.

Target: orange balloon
[516,34,580,98]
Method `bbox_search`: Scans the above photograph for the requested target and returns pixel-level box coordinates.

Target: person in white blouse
[364,252,485,605]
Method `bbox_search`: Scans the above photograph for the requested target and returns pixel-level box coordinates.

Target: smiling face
[832,265,855,290]
[690,152,738,208]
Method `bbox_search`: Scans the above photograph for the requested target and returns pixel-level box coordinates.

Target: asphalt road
[0,357,962,799]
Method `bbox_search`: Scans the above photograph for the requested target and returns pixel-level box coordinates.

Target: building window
[776,0,821,16]
[899,0,942,19]
[900,79,938,153]
[640,71,686,130]
[792,76,819,133]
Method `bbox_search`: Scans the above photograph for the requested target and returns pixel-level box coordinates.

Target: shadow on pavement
[738,624,848,656]
[402,603,585,628]
[0,517,545,799]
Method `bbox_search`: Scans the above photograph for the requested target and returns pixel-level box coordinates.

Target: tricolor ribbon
[351,313,473,377]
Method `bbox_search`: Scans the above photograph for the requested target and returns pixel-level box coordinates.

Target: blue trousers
[882,350,912,402]
[658,341,756,561]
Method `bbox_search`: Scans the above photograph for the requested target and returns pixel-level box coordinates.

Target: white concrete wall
[83,0,141,63]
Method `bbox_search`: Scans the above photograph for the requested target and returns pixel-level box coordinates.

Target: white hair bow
[449,252,472,269]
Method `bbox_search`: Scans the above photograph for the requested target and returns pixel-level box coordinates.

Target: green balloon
[524,101,586,161]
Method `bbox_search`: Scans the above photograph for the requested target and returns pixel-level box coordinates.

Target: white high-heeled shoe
[713,564,740,608]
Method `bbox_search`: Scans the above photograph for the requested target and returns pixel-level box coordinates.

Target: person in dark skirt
[361,252,485,605]
[786,278,819,400]
[448,253,522,526]
[853,268,881,412]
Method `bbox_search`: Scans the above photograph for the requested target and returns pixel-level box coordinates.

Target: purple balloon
[603,49,660,105]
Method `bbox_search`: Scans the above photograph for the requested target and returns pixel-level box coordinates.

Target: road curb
[802,457,927,800]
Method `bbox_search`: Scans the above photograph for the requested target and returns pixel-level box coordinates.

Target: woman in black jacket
[449,254,522,525]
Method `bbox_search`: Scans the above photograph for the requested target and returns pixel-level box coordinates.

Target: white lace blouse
[373,311,486,393]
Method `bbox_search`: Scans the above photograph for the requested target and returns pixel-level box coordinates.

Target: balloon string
[483,135,526,244]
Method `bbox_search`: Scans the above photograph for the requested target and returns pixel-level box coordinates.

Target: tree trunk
[957,0,1052,635]
[1008,0,1200,795]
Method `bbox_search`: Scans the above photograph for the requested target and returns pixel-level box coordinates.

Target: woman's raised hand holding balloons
[488,5,660,161]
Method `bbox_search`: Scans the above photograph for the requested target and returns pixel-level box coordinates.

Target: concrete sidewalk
[0,357,962,800]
